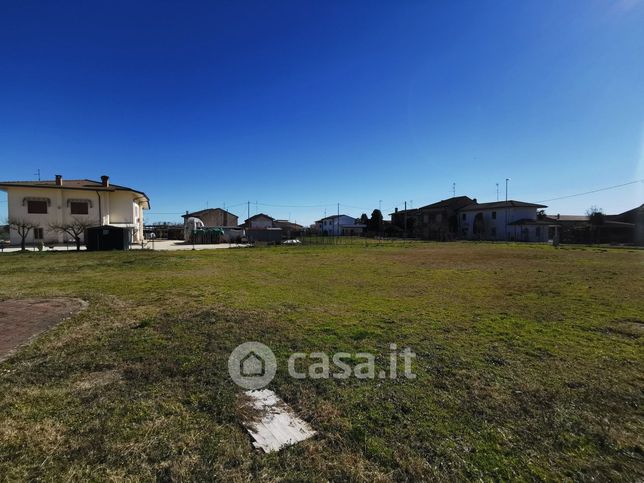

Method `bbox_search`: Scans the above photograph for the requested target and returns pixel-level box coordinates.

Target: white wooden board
[241,389,316,453]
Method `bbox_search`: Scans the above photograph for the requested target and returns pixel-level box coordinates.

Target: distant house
[459,200,550,242]
[242,213,275,229]
[391,196,474,239]
[315,215,365,236]
[546,204,644,245]
[0,175,149,245]
[273,220,303,239]
[389,207,420,237]
[182,208,238,228]
[607,204,644,245]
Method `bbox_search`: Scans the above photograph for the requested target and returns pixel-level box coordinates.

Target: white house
[243,213,275,229]
[315,214,366,236]
[0,175,150,245]
[458,200,551,242]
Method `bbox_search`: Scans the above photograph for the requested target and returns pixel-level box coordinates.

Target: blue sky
[1,0,643,225]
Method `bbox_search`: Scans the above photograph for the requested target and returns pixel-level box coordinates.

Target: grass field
[0,242,642,481]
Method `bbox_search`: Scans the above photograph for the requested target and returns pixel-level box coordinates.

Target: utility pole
[452,182,456,197]
[34,169,41,181]
[404,201,407,238]
[496,183,499,201]
[337,202,340,239]
[378,200,383,238]
[247,201,250,221]
[505,178,510,201]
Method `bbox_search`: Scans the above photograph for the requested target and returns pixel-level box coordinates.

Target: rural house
[181,208,238,228]
[273,219,303,239]
[315,214,366,236]
[545,204,644,245]
[459,200,550,242]
[391,196,474,239]
[241,213,283,243]
[242,213,276,229]
[0,175,150,245]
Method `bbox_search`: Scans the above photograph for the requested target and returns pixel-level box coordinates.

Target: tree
[50,218,93,251]
[359,213,369,226]
[586,206,605,225]
[8,218,39,251]
[368,209,383,233]
[586,206,604,244]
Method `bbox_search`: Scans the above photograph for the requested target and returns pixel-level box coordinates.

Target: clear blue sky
[1,0,643,225]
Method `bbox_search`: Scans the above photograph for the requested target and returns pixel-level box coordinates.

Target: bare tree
[586,206,604,244]
[8,217,39,251]
[49,218,93,251]
[586,205,605,225]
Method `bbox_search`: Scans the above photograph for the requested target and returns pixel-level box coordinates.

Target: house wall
[248,216,274,229]
[193,210,239,227]
[459,207,541,241]
[317,215,357,235]
[3,187,145,245]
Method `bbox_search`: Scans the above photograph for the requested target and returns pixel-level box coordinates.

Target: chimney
[55,175,63,186]
[473,198,477,203]
[101,175,110,187]
[395,207,398,213]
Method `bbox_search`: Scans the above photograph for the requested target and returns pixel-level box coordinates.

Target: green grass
[0,242,642,480]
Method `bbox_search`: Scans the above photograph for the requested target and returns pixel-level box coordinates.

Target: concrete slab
[0,298,86,362]
[240,389,316,453]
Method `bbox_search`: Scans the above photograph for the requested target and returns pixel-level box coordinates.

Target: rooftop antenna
[452,182,456,197]
[34,169,41,181]
[496,183,499,201]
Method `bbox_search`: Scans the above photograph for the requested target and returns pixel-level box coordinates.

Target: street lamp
[505,178,511,241]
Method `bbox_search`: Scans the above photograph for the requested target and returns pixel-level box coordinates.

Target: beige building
[0,175,150,245]
[182,208,239,227]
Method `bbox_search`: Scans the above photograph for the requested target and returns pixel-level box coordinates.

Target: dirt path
[0,298,86,362]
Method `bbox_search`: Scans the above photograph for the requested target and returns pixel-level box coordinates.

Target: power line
[537,179,644,203]
[256,202,334,208]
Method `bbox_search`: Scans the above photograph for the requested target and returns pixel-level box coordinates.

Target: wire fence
[298,234,423,247]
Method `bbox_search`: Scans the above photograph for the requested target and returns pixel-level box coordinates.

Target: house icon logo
[228,342,276,389]
[240,350,265,377]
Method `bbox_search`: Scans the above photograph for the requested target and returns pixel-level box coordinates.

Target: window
[462,213,466,221]
[492,211,496,220]
[33,228,44,239]
[70,201,89,215]
[27,200,47,214]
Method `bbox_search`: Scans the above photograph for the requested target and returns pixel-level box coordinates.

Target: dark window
[462,213,466,221]
[492,211,496,219]
[33,228,44,239]
[27,200,47,214]
[70,201,89,215]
